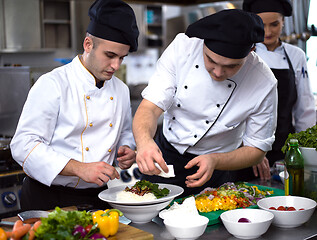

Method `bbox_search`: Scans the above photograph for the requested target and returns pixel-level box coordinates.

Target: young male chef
[133,9,278,197]
[10,0,139,211]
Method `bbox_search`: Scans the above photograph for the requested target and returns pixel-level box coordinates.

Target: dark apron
[266,49,297,166]
[141,127,234,198]
[231,48,297,181]
[20,176,111,211]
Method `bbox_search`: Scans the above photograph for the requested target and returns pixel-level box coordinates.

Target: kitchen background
[0,0,315,218]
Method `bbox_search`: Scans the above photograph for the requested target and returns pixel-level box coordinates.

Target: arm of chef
[10,76,71,187]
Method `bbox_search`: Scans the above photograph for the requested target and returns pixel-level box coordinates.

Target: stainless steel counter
[120,179,317,240]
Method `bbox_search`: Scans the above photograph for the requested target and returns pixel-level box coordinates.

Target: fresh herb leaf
[282,125,317,153]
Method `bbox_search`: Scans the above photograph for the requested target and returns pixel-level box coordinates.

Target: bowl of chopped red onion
[220,208,274,239]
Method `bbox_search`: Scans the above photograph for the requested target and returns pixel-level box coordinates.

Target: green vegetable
[35,207,94,240]
[281,125,317,153]
[130,180,170,198]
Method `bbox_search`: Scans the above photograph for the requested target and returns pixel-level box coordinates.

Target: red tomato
[85,224,93,233]
[286,207,296,211]
[299,208,305,210]
[269,207,276,210]
[277,206,286,211]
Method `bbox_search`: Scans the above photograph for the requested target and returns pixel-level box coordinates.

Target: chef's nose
[264,25,272,36]
[111,58,121,71]
[213,65,224,78]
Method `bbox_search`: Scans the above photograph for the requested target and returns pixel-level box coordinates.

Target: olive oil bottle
[284,139,304,196]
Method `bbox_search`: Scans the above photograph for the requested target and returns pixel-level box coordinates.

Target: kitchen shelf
[43,19,71,24]
[41,0,71,49]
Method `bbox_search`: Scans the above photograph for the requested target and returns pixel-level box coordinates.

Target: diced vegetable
[238,218,251,223]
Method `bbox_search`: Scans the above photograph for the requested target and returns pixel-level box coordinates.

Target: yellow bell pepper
[92,209,123,237]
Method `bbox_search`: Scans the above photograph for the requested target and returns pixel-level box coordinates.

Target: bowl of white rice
[98,182,183,224]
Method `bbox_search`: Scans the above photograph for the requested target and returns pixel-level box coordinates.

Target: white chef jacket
[142,33,278,155]
[255,42,316,132]
[10,56,135,188]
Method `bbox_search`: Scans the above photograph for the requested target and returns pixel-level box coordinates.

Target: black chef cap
[185,9,264,59]
[243,0,292,17]
[87,0,139,52]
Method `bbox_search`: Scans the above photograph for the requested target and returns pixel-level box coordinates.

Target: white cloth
[256,42,316,132]
[142,33,278,155]
[10,56,135,188]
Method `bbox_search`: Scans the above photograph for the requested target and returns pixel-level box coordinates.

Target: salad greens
[127,180,170,199]
[35,207,94,240]
[281,125,317,153]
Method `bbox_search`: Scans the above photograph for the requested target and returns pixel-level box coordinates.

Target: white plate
[98,183,184,206]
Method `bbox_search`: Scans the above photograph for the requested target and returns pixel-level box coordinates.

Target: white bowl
[109,199,172,224]
[299,147,317,171]
[164,215,209,240]
[220,209,274,239]
[98,183,183,224]
[257,195,316,228]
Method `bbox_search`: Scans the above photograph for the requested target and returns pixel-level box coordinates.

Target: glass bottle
[284,139,304,196]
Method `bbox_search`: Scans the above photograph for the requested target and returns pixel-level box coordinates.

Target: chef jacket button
[169,127,172,131]
[216,104,220,108]
[283,57,286,60]
[85,147,89,151]
[195,65,199,68]
[172,117,175,120]
[110,97,113,100]
[109,123,113,127]
[89,123,93,127]
[86,96,90,100]
[194,135,197,138]
[228,84,232,88]
[184,85,188,89]
[206,120,209,124]
[177,104,181,107]
[108,148,112,152]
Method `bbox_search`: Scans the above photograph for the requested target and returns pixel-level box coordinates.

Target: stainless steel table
[120,179,317,240]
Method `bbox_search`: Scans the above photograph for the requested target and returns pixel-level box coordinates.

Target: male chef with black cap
[11,0,139,211]
[133,9,278,197]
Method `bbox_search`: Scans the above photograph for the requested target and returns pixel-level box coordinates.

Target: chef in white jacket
[235,0,316,182]
[133,9,278,198]
[10,0,139,211]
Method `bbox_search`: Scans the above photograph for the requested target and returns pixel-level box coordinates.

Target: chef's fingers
[136,149,165,175]
[101,165,120,180]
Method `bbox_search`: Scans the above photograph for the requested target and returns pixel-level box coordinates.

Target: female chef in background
[236,0,316,181]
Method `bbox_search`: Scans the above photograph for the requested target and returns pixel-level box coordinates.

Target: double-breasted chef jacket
[10,56,135,188]
[142,33,278,156]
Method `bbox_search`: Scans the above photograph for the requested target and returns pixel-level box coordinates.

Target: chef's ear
[83,33,94,53]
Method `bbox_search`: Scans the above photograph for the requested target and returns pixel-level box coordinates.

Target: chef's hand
[184,154,216,188]
[252,156,271,181]
[136,139,169,176]
[61,159,120,187]
[117,145,136,169]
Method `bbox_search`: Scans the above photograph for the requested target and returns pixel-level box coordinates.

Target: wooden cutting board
[1,206,154,240]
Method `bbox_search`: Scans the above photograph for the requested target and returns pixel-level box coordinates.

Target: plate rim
[98,183,184,206]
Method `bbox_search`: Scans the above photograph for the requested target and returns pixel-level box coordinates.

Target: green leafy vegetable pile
[281,125,317,153]
[35,207,93,240]
[125,180,170,199]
